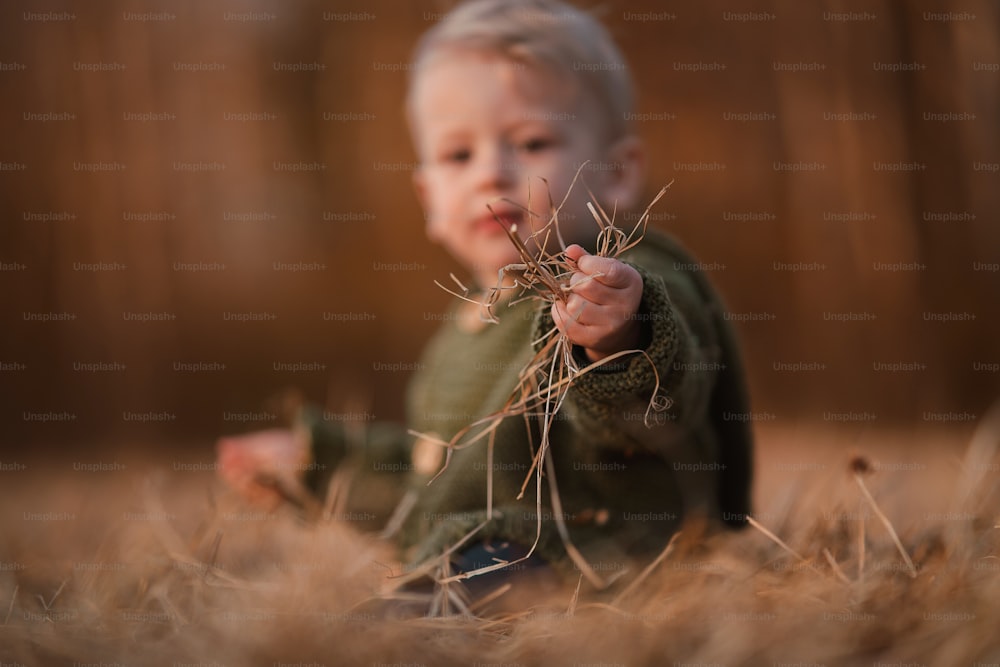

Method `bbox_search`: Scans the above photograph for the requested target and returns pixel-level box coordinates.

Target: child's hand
[216,429,311,509]
[552,244,643,363]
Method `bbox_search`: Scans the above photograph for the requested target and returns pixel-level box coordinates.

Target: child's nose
[474,145,518,191]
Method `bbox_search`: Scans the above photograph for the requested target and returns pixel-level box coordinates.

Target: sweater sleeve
[533,255,723,449]
[299,405,415,528]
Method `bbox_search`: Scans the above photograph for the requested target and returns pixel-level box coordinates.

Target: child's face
[410,51,640,287]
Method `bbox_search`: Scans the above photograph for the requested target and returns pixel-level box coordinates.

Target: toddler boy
[218,0,753,596]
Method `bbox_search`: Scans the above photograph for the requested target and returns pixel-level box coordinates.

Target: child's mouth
[476,209,523,235]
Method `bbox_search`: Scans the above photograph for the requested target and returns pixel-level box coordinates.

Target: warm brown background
[1,0,998,452]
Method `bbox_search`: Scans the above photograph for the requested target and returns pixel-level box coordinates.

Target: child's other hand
[551,244,643,363]
[216,429,310,509]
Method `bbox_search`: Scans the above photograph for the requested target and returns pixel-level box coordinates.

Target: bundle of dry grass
[2,419,998,666]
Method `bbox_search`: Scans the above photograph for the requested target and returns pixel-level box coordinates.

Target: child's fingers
[216,429,308,508]
[565,245,636,290]
[551,299,588,331]
[576,254,635,289]
[551,300,568,331]
[564,244,588,263]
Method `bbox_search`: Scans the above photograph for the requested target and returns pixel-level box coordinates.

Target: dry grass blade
[853,473,918,578]
[37,580,67,612]
[747,516,821,577]
[566,574,583,617]
[467,583,513,614]
[951,399,1000,514]
[380,489,420,540]
[543,445,605,589]
[858,498,866,582]
[822,548,852,585]
[204,530,223,577]
[4,585,18,626]
[612,532,681,605]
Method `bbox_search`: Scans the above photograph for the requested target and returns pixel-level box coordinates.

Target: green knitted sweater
[306,229,753,577]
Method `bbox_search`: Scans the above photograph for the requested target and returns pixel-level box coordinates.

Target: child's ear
[602,134,645,211]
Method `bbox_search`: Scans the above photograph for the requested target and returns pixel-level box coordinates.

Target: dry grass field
[2,418,998,667]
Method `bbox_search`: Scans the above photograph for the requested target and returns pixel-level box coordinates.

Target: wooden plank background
[0,0,997,451]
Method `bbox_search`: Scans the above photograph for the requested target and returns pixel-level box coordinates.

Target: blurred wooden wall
[0,0,997,451]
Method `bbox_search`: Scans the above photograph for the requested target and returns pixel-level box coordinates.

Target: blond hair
[408,0,634,143]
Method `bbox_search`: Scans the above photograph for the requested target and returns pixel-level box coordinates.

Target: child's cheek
[423,211,449,244]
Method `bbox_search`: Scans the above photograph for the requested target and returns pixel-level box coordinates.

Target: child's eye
[442,148,471,164]
[518,137,554,153]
